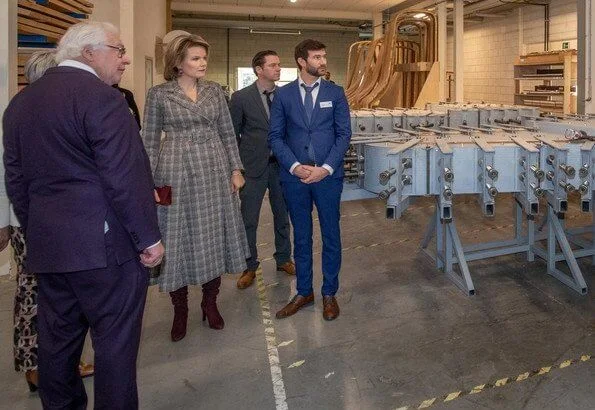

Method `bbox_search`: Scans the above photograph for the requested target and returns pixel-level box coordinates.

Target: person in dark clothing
[113,84,142,129]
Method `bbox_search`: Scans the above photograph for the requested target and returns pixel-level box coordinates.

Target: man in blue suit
[268,39,351,321]
[3,22,163,409]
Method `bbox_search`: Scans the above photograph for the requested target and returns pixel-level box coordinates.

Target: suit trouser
[37,236,148,410]
[240,162,291,271]
[281,177,343,297]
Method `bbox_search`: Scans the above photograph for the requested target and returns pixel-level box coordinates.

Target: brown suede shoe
[275,294,314,319]
[276,261,295,275]
[322,296,340,321]
[237,269,256,289]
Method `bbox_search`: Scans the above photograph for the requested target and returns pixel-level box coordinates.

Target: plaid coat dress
[142,79,249,292]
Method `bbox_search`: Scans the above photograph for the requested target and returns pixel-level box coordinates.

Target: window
[236,67,299,91]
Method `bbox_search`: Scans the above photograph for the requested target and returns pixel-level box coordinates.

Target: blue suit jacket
[268,79,351,182]
[2,66,161,273]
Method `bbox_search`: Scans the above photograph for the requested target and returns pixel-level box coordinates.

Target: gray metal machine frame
[420,196,593,296]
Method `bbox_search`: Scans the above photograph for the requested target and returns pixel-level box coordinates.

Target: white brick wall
[175,26,360,91]
[447,0,577,104]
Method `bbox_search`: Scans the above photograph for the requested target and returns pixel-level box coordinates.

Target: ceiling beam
[171,2,373,21]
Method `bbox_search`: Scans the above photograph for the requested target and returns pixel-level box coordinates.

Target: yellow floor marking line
[287,360,305,369]
[394,355,591,410]
[255,268,288,410]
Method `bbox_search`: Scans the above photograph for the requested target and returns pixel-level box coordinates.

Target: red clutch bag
[155,185,172,206]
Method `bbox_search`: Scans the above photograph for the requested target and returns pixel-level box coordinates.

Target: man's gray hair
[55,21,119,63]
[24,50,57,83]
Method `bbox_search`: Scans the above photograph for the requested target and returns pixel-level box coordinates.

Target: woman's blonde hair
[163,34,210,81]
[24,50,57,83]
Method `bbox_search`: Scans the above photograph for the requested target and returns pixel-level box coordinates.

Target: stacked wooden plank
[17,0,94,88]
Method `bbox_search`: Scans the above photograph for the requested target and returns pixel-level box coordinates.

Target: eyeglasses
[104,44,126,58]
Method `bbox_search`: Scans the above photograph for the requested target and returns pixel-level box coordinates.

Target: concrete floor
[0,195,593,410]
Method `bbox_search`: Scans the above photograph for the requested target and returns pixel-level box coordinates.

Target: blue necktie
[301,82,319,163]
[301,83,318,123]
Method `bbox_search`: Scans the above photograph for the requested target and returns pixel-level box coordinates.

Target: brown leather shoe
[25,370,38,392]
[78,361,95,378]
[323,296,340,321]
[275,294,314,319]
[276,261,296,275]
[237,269,256,289]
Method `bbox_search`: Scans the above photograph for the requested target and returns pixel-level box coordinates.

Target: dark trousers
[37,238,148,410]
[281,177,343,297]
[240,162,292,271]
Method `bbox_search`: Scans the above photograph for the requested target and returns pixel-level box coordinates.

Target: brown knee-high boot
[201,277,224,330]
[169,286,188,341]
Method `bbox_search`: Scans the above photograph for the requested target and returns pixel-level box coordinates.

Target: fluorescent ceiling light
[250,29,301,35]
[413,13,427,19]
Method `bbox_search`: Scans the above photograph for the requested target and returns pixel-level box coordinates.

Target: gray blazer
[229,82,271,178]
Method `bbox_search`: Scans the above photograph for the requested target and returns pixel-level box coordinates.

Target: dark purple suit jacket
[2,66,161,273]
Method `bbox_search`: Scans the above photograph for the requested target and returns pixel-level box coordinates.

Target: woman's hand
[231,171,245,193]
[153,189,161,203]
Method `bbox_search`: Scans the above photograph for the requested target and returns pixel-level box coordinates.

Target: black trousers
[240,161,292,271]
[37,237,148,410]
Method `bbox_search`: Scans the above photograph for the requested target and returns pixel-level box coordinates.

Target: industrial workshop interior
[0,0,594,409]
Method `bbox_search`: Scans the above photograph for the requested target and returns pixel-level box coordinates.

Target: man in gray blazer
[230,50,295,289]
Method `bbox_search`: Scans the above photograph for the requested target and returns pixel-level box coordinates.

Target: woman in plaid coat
[142,34,249,341]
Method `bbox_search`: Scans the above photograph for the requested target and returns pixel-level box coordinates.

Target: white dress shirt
[289,75,334,177]
[58,59,99,76]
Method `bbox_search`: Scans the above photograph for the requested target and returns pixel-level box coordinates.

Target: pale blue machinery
[342,105,595,296]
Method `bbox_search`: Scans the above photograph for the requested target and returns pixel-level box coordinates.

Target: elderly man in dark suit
[230,50,295,289]
[3,21,163,409]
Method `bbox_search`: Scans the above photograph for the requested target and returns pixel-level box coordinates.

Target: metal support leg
[527,216,535,262]
[544,205,588,294]
[515,201,523,242]
[420,203,474,295]
[445,222,475,295]
[546,208,556,273]
[436,207,444,270]
[445,222,453,273]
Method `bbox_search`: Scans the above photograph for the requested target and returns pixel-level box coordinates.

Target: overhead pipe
[173,17,360,32]
[499,0,550,51]
[544,3,549,51]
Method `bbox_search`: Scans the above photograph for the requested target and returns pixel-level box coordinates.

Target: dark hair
[294,39,326,69]
[252,50,278,75]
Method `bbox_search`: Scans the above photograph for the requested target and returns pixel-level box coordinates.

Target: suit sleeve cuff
[147,240,161,249]
[322,164,334,175]
[289,162,300,175]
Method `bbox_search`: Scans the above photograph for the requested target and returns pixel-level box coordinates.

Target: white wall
[177,26,360,91]
[91,0,166,116]
[89,0,120,28]
[523,0,578,53]
[0,0,18,276]
[133,0,166,116]
[446,0,577,104]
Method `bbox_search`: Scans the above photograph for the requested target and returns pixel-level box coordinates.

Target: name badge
[320,101,333,108]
